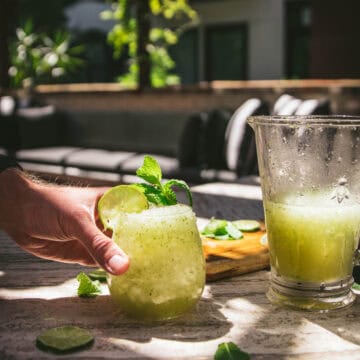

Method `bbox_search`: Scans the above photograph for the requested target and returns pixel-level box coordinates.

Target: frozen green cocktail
[98,156,205,320]
[108,204,205,320]
[265,190,360,284]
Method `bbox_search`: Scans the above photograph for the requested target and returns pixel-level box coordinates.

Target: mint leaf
[164,179,193,207]
[163,187,177,205]
[214,342,250,360]
[136,155,162,187]
[131,183,169,206]
[77,272,102,297]
[352,282,360,291]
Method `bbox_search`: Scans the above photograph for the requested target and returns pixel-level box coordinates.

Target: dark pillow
[203,108,233,169]
[16,106,67,149]
[178,112,210,168]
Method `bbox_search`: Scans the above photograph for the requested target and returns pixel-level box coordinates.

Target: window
[67,31,126,83]
[170,22,248,83]
[205,23,248,81]
[170,28,199,84]
[286,0,311,79]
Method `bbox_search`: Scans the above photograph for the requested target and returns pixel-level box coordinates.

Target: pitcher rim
[248,115,360,126]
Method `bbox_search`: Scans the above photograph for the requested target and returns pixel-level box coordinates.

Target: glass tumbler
[107,204,206,321]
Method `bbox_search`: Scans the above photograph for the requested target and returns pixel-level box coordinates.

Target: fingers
[7,231,98,266]
[74,220,130,275]
[56,186,109,223]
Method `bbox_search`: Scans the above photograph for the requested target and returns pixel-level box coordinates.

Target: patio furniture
[0,94,331,184]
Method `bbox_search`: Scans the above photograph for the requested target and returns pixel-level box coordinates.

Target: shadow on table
[1,294,231,342]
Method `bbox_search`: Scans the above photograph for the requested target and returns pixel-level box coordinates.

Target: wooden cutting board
[202,223,269,281]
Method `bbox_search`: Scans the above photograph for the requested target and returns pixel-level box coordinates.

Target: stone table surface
[1,180,360,359]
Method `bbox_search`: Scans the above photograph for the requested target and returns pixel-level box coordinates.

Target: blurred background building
[1,0,359,88]
[64,0,360,83]
[1,0,359,183]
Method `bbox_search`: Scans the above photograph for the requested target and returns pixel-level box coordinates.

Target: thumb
[75,221,130,275]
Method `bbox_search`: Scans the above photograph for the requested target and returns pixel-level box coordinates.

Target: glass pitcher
[248,115,360,311]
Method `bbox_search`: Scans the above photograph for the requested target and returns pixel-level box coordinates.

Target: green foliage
[102,0,198,88]
[9,20,84,89]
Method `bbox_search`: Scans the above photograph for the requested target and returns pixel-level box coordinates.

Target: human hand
[0,169,129,275]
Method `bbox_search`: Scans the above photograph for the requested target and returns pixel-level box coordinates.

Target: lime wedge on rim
[232,220,261,232]
[98,185,148,230]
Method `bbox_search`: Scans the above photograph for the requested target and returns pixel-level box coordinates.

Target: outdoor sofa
[0,94,330,184]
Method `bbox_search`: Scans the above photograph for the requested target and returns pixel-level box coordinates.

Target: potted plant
[8,21,84,107]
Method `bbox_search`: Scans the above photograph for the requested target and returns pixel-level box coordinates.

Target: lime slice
[36,326,94,353]
[98,185,148,230]
[88,268,107,282]
[232,220,261,232]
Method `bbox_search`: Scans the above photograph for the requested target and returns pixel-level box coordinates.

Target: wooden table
[1,180,360,359]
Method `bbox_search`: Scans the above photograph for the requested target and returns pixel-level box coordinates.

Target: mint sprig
[134,155,193,207]
[76,272,102,297]
[136,155,162,187]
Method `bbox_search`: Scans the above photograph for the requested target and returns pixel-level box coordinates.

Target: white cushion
[295,99,319,115]
[277,98,302,115]
[225,98,262,171]
[273,94,294,115]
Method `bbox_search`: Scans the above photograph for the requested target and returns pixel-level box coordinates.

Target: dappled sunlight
[288,318,359,354]
[106,336,222,359]
[224,296,266,313]
[222,297,268,340]
[0,278,109,300]
[196,216,211,230]
[192,182,262,201]
[201,284,213,300]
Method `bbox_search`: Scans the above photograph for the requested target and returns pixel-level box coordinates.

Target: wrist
[0,167,33,230]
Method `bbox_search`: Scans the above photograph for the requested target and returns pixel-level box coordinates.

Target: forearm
[0,168,34,230]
